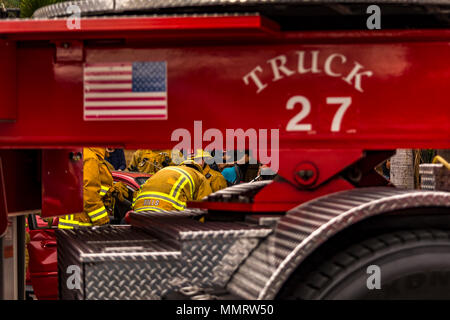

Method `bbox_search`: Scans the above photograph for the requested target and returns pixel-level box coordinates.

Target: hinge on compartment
[54,40,84,62]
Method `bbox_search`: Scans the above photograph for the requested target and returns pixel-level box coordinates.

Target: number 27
[286,96,352,132]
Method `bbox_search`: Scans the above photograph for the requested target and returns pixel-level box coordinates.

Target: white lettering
[258,129,279,174]
[297,50,321,74]
[267,55,295,81]
[243,66,267,93]
[342,61,373,92]
[66,5,81,30]
[171,128,191,161]
[367,5,381,30]
[367,265,381,290]
[243,51,373,93]
[66,265,81,290]
[225,128,258,164]
[324,53,347,77]
[203,128,224,165]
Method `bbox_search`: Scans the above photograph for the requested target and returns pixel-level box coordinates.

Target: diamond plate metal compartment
[57,209,272,300]
[420,164,450,191]
[130,210,272,290]
[227,187,450,300]
[57,225,181,300]
[205,180,271,203]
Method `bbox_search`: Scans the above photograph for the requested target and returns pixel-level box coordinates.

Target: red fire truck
[0,0,449,300]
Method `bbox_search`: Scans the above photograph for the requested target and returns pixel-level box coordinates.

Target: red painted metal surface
[192,149,362,212]
[192,177,354,213]
[111,171,152,190]
[0,40,16,121]
[0,15,278,41]
[277,149,363,188]
[0,150,41,215]
[41,149,83,218]
[0,15,447,217]
[0,16,447,150]
[27,229,58,300]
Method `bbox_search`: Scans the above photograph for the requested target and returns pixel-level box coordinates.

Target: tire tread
[279,229,450,300]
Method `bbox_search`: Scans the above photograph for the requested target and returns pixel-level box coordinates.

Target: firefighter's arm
[106,182,129,202]
[212,174,227,192]
[84,159,110,225]
[195,176,213,200]
[104,159,115,171]
[127,150,141,171]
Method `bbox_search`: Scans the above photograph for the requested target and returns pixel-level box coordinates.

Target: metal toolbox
[57,225,181,300]
[57,211,272,300]
[420,164,450,191]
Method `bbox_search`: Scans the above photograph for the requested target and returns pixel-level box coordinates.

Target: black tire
[278,229,450,300]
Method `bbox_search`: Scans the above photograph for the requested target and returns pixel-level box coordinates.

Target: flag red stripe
[85,97,166,101]
[85,89,133,93]
[85,114,167,119]
[85,80,132,84]
[84,63,132,67]
[84,71,132,76]
[85,106,167,110]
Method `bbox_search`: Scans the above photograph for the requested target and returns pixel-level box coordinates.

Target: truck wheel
[278,229,450,299]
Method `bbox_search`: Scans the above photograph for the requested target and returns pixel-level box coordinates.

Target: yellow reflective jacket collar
[179,160,203,173]
[84,148,106,161]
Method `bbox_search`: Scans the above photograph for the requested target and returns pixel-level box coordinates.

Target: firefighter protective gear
[128,149,149,172]
[107,181,129,203]
[189,149,227,193]
[128,149,174,174]
[133,161,212,213]
[58,148,113,229]
[192,149,212,160]
[104,158,115,172]
[203,164,227,193]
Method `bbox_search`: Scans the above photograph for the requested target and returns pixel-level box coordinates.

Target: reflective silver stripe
[58,221,93,229]
[135,206,165,213]
[100,185,109,196]
[136,194,186,210]
[78,222,93,227]
[58,216,94,229]
[171,177,187,198]
[89,209,107,221]
[58,221,77,227]
[165,167,194,197]
[173,167,194,191]
[87,206,108,221]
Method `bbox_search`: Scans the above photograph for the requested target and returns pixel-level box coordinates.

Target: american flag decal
[83,62,168,120]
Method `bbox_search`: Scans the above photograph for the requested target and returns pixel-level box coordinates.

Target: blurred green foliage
[2,0,21,8]
[19,0,66,17]
[20,0,65,18]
